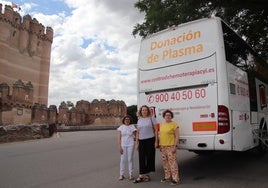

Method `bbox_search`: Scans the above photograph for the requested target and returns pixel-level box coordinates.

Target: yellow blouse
[159,121,178,146]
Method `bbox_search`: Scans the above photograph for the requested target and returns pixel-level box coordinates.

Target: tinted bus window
[222,21,268,111]
[222,21,268,82]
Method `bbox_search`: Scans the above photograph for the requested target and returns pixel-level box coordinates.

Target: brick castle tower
[0,4,53,106]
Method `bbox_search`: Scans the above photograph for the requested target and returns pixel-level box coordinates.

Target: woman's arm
[172,126,179,153]
[154,124,159,148]
[118,131,123,154]
[174,127,179,147]
[135,130,139,150]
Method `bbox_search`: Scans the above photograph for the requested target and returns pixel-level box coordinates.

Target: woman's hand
[135,142,139,151]
[119,146,123,154]
[172,145,177,154]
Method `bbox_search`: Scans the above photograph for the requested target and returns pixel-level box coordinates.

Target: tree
[127,105,138,124]
[66,101,74,109]
[133,0,268,62]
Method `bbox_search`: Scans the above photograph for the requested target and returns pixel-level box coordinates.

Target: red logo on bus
[147,95,154,104]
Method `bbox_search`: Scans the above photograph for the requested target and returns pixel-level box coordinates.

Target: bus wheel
[258,120,268,155]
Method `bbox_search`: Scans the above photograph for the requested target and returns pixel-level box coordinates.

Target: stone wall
[0,124,49,143]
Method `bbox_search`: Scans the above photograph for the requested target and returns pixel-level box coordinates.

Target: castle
[0,4,126,126]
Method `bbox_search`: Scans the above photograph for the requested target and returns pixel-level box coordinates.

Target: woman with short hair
[159,109,180,186]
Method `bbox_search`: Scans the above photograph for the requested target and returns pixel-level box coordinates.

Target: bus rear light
[218,105,230,134]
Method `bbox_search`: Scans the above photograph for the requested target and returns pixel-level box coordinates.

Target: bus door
[227,63,253,151]
[231,111,252,151]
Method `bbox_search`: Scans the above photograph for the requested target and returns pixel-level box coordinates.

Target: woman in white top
[133,105,158,183]
[117,115,137,181]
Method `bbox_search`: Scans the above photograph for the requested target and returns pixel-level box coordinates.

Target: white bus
[137,17,268,154]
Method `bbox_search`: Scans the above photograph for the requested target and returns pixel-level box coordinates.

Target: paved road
[0,130,268,188]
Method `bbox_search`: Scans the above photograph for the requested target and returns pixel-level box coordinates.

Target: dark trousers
[138,137,156,174]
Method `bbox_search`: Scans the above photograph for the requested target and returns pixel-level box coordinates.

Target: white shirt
[117,124,137,147]
[137,117,157,140]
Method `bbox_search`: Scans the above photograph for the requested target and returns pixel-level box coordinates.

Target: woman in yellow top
[159,109,180,186]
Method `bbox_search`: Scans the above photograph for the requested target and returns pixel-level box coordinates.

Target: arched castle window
[12,31,16,37]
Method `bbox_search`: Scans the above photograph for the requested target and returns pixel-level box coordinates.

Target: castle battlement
[0,4,53,45]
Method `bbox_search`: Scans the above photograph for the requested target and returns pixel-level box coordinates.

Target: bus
[137,17,268,154]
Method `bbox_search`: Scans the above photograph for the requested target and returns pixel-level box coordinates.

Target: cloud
[50,0,142,106]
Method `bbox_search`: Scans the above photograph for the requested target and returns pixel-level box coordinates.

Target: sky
[0,0,144,107]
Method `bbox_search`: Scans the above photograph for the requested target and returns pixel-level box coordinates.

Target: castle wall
[48,105,57,125]
[13,107,31,124]
[31,104,48,124]
[0,81,127,126]
[1,111,13,125]
[93,117,122,126]
[57,102,68,125]
[1,107,31,125]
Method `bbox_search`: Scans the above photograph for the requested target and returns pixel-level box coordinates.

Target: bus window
[222,21,268,112]
[248,74,258,111]
[259,84,267,109]
[222,21,268,82]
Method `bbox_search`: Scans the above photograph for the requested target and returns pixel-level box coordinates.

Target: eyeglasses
[165,114,172,117]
